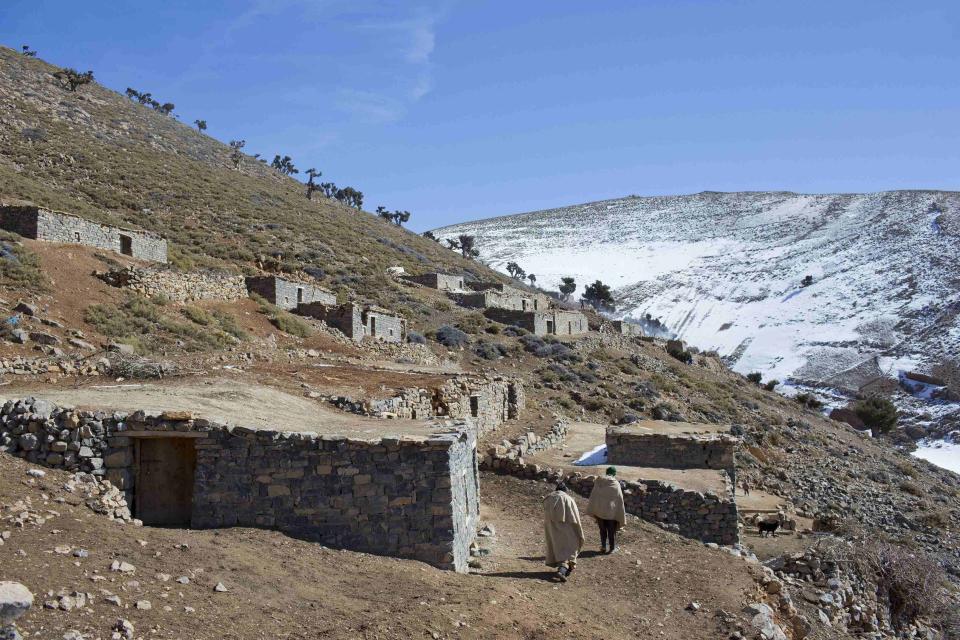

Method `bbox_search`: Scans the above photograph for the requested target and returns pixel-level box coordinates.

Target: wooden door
[135,438,196,527]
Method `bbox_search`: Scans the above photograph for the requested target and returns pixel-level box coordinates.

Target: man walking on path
[543,482,584,582]
[587,467,626,554]
[741,478,751,497]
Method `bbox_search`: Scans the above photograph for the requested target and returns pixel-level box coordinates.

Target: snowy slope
[433,191,960,387]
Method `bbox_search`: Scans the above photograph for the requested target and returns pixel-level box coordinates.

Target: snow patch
[573,444,608,466]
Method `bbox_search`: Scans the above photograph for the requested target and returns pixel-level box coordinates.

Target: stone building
[401,273,465,291]
[484,308,589,337]
[606,421,738,472]
[0,397,480,572]
[610,320,643,336]
[297,302,404,342]
[454,281,551,313]
[364,376,525,435]
[246,275,336,311]
[0,204,167,262]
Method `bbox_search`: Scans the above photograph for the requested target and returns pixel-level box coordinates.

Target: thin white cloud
[335,89,405,124]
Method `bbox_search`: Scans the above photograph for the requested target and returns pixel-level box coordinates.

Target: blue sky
[3,1,959,230]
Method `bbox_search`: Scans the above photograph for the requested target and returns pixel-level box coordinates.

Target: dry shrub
[854,543,959,635]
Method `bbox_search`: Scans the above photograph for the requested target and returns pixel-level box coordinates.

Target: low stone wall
[98,266,247,302]
[330,376,525,437]
[607,426,737,471]
[482,423,739,546]
[0,398,480,571]
[0,355,108,377]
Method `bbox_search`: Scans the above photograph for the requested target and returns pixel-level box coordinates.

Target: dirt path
[1,457,764,640]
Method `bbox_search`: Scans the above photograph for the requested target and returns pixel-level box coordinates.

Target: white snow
[913,438,960,474]
[573,444,608,466]
[434,191,960,391]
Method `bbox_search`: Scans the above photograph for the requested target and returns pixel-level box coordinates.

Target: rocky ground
[1,455,785,640]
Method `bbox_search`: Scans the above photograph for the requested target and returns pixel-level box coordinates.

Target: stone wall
[606,426,737,471]
[0,397,480,571]
[454,290,547,312]
[98,266,247,302]
[297,303,404,343]
[609,320,643,336]
[329,376,525,438]
[482,422,739,546]
[246,276,336,310]
[192,422,478,572]
[402,273,465,291]
[0,205,167,262]
[484,309,589,336]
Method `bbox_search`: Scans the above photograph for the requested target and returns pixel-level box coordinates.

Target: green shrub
[746,372,762,384]
[85,295,237,352]
[0,233,48,292]
[251,293,312,338]
[854,396,899,434]
[182,305,214,326]
[794,393,823,409]
[764,379,779,391]
[211,309,248,340]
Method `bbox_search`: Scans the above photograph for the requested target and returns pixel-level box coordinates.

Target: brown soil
[1,455,765,640]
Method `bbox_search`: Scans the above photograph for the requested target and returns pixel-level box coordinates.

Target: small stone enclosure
[0,397,480,572]
[402,273,465,291]
[297,302,405,343]
[606,421,737,472]
[0,205,167,262]
[246,275,336,311]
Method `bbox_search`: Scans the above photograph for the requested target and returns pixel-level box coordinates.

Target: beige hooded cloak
[586,475,626,526]
[543,490,584,566]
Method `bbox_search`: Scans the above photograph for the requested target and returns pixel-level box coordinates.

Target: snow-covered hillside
[433,191,960,392]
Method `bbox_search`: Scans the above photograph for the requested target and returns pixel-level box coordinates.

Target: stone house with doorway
[297,302,405,342]
[401,272,465,291]
[0,398,480,571]
[0,204,167,262]
[484,308,588,336]
[246,275,336,311]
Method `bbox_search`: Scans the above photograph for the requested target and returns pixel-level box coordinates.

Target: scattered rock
[214,582,228,592]
[12,302,37,317]
[110,561,135,574]
[176,576,189,585]
[25,469,45,478]
[112,618,134,640]
[134,600,151,610]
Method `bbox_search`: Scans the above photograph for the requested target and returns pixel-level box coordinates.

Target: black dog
[758,520,780,537]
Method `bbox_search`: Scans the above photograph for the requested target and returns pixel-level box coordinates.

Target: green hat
[605,466,617,476]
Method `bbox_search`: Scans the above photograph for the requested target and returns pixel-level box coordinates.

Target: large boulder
[0,581,33,625]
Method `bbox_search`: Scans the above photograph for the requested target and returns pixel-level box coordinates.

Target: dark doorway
[119,234,133,256]
[297,287,304,304]
[470,396,480,418]
[370,316,377,337]
[546,320,555,334]
[135,438,196,526]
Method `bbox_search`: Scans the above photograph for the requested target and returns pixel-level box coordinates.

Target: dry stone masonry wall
[606,426,738,471]
[98,266,247,302]
[327,376,525,437]
[483,422,739,545]
[0,205,167,262]
[0,398,481,572]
